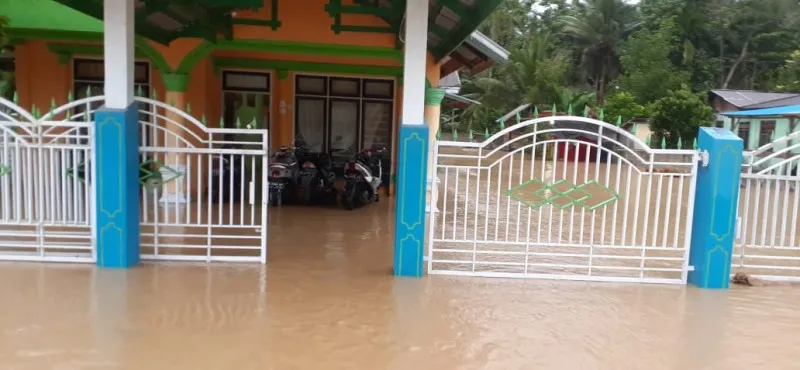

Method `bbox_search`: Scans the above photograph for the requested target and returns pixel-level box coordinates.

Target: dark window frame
[294,96,328,151]
[759,120,776,147]
[327,97,361,153]
[362,79,394,99]
[295,75,328,95]
[222,70,271,93]
[738,121,751,149]
[329,77,361,98]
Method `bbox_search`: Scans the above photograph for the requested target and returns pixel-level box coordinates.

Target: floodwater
[1,201,800,369]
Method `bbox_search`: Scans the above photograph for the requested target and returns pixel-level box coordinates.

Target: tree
[774,50,800,92]
[649,87,714,148]
[603,91,648,123]
[463,32,570,112]
[616,19,691,104]
[560,0,640,105]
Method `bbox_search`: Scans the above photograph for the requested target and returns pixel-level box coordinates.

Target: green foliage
[559,0,640,104]
[649,87,714,148]
[0,16,7,47]
[774,50,800,92]
[616,19,691,104]
[602,92,648,123]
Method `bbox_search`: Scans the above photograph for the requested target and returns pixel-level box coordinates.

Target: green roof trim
[1,0,102,33]
[212,56,403,77]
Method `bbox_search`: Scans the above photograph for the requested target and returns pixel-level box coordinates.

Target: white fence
[0,96,269,263]
[429,116,701,284]
[0,97,94,262]
[736,133,800,280]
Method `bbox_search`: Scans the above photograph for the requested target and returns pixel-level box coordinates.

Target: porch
[0,0,508,276]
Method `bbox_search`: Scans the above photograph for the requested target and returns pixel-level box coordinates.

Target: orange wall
[13,0,445,186]
[233,0,395,47]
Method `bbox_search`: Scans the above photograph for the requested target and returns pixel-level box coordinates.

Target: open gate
[0,96,269,263]
[428,116,700,284]
[736,132,800,280]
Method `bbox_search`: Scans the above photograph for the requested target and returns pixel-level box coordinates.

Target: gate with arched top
[428,116,701,284]
[0,96,268,263]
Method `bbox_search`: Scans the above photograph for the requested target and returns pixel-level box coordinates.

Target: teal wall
[720,115,795,151]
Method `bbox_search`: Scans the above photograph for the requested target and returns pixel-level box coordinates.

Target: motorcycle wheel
[342,182,357,210]
[269,189,282,207]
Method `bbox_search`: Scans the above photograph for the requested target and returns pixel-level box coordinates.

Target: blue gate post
[94,103,141,268]
[394,125,429,277]
[688,127,743,289]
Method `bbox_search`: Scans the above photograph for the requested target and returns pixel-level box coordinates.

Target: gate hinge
[697,150,710,167]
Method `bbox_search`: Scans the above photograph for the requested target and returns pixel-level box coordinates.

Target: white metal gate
[428,116,700,284]
[0,96,269,263]
[0,97,94,262]
[736,133,800,280]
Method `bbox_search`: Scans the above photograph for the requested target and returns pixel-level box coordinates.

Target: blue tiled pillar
[394,124,429,277]
[94,103,140,268]
[688,127,743,289]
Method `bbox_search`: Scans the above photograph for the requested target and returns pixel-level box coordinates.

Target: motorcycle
[341,147,385,210]
[267,146,299,206]
[207,143,244,204]
[295,147,338,205]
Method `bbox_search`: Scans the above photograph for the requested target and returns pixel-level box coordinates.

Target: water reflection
[0,201,799,369]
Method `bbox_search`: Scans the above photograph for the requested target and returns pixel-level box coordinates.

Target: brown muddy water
[1,201,800,369]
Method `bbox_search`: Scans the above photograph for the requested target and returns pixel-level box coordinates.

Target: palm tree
[466,32,569,111]
[560,0,640,105]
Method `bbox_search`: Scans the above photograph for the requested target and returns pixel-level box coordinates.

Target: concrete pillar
[394,0,429,278]
[424,87,445,213]
[160,73,190,204]
[95,0,139,268]
[688,127,744,288]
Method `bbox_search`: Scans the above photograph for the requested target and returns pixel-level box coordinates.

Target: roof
[744,94,800,109]
[444,92,480,106]
[723,105,800,117]
[3,0,509,72]
[439,72,461,94]
[3,0,256,44]
[710,89,800,109]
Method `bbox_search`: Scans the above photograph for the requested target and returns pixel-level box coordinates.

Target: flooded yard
[0,202,798,369]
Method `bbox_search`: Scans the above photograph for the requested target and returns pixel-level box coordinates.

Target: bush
[649,87,714,148]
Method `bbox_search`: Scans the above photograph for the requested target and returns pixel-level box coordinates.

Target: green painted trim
[425,88,446,107]
[13,27,171,72]
[47,43,147,62]
[162,73,190,92]
[175,41,216,74]
[134,37,172,73]
[7,28,101,42]
[212,57,403,77]
[425,79,432,89]
[277,69,289,79]
[215,39,403,61]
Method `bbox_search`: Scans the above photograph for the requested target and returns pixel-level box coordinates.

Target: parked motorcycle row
[268,140,386,210]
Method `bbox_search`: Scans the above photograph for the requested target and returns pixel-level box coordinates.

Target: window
[715,120,725,128]
[737,122,750,149]
[221,71,271,137]
[294,74,395,180]
[759,120,776,147]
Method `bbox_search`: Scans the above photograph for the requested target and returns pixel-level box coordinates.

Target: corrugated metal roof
[710,89,799,109]
[743,94,800,109]
[723,105,800,117]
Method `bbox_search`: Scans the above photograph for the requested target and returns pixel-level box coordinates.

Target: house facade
[1,0,508,191]
[0,0,508,275]
[710,89,800,151]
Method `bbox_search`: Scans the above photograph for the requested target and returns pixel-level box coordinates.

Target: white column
[103,0,135,109]
[401,0,428,126]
